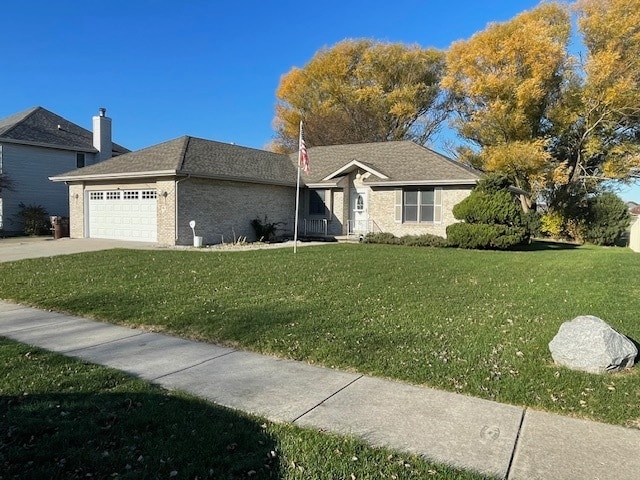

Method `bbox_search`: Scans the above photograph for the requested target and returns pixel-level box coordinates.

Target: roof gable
[0,106,128,154]
[321,159,389,181]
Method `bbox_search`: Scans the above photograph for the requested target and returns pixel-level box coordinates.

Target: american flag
[299,123,310,174]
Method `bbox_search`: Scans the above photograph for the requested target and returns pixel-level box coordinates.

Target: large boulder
[549,315,637,374]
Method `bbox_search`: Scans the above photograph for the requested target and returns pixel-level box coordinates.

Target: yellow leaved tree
[271,39,447,153]
[443,0,640,214]
[443,2,572,211]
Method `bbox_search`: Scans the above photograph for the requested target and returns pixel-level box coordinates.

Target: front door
[350,190,368,233]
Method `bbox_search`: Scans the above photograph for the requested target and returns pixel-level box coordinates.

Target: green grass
[0,338,485,479]
[0,243,639,428]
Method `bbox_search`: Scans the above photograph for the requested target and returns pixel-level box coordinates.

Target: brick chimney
[92,107,112,162]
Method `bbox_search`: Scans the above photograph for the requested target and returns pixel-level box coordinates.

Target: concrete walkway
[0,237,160,262]
[1,237,640,478]
[1,302,639,479]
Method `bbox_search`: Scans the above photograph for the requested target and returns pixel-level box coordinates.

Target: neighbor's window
[397,188,442,223]
[309,190,326,216]
[76,152,85,168]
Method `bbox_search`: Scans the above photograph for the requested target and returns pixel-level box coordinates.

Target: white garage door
[88,190,157,242]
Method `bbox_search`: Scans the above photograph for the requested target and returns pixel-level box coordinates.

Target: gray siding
[0,143,94,234]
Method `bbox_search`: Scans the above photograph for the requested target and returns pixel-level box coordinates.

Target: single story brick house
[50,136,481,246]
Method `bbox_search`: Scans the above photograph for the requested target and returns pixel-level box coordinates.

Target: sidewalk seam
[150,349,239,381]
[505,407,526,480]
[63,331,147,354]
[291,374,365,424]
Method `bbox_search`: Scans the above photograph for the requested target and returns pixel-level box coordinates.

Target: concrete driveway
[0,237,158,263]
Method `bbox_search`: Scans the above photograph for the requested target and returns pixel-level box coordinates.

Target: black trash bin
[50,216,70,239]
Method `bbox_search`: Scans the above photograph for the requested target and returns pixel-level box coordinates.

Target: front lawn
[0,243,638,427]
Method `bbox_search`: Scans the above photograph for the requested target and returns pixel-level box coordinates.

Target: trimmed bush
[401,234,448,247]
[452,189,524,226]
[363,232,446,247]
[447,177,530,250]
[363,232,399,245]
[446,223,528,250]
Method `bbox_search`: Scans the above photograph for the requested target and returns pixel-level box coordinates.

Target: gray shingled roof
[52,137,480,188]
[0,106,128,154]
[51,136,300,186]
[292,141,481,186]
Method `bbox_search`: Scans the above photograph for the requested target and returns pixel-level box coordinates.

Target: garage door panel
[88,190,157,242]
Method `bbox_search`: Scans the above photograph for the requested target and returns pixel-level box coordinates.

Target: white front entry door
[350,190,368,233]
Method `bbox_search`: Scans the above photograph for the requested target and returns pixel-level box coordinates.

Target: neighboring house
[627,201,640,218]
[0,107,128,234]
[50,137,481,246]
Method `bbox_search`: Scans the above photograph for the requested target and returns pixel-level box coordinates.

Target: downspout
[174,174,191,243]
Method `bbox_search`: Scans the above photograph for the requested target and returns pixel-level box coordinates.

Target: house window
[397,188,442,223]
[309,190,326,216]
[76,153,85,168]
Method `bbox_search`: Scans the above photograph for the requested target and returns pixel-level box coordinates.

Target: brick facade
[67,173,472,245]
[369,185,472,238]
[307,172,473,238]
[177,178,296,245]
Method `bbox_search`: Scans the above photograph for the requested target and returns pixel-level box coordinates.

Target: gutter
[49,170,178,182]
[365,179,479,187]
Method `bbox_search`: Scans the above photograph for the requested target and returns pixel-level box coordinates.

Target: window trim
[394,187,442,224]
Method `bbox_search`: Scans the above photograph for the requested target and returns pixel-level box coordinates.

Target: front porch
[299,217,382,241]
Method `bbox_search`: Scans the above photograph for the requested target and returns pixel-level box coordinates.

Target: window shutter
[394,189,402,223]
[434,188,443,223]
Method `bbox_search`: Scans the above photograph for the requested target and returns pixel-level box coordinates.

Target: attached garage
[49,136,302,246]
[87,189,157,242]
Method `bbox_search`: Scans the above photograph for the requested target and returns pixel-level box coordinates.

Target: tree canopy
[443,0,640,211]
[271,39,447,153]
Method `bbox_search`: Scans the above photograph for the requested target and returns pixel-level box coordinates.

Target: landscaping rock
[549,315,637,374]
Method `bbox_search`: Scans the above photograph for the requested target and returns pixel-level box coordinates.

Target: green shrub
[363,232,447,247]
[522,210,542,238]
[14,203,49,236]
[363,232,399,244]
[452,189,525,226]
[448,178,530,250]
[446,223,528,250]
[400,234,447,247]
[582,193,630,246]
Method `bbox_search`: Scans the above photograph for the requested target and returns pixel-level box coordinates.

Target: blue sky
[3,0,639,201]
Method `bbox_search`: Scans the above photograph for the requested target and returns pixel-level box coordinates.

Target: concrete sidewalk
[1,302,639,479]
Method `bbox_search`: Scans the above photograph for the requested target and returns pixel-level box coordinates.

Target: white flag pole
[293,121,303,254]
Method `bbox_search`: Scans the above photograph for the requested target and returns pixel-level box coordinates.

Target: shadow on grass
[1,391,279,479]
[511,239,582,252]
